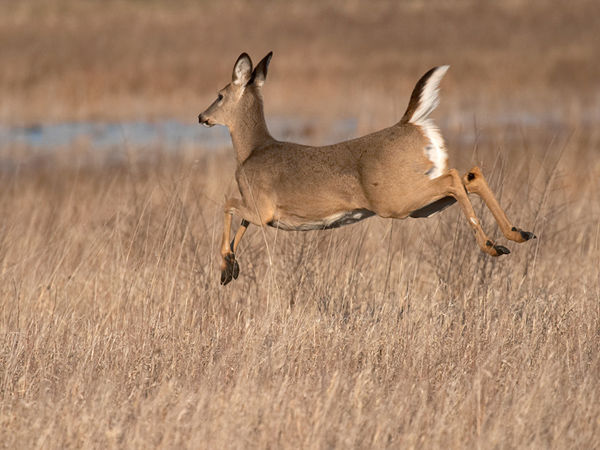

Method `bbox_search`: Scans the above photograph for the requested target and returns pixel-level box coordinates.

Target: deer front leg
[220,218,250,285]
[220,208,240,286]
[220,197,272,285]
[461,167,535,243]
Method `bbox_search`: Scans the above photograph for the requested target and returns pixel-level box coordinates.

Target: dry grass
[1,0,600,448]
[1,127,599,448]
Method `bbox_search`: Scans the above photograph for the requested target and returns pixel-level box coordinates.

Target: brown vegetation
[1,0,599,448]
[1,128,599,448]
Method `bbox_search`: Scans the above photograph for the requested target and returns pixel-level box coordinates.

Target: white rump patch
[422,122,448,179]
[409,65,449,180]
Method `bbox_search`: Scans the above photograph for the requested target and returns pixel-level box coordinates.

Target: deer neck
[229,98,274,164]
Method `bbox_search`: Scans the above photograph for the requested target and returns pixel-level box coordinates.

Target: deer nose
[198,114,213,127]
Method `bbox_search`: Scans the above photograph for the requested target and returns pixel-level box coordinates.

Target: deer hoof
[232,260,240,280]
[493,245,511,256]
[520,230,536,241]
[511,227,536,242]
[221,254,240,285]
[221,268,232,285]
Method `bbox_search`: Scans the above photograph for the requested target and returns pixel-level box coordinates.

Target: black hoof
[221,254,240,285]
[512,227,536,241]
[232,260,240,280]
[221,269,232,286]
[494,245,511,256]
[520,230,536,241]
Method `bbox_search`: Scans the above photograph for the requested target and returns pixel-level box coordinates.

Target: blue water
[0,120,230,150]
[0,111,584,152]
[0,118,360,151]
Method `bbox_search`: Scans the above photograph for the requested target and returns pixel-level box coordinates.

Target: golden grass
[1,127,599,448]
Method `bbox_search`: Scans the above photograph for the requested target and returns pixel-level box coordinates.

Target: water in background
[0,118,359,151]
[0,109,580,153]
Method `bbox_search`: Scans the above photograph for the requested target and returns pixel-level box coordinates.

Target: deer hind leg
[461,167,535,243]
[441,169,511,256]
[220,197,272,285]
[396,169,510,256]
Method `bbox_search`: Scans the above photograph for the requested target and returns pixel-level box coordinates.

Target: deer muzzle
[198,114,213,127]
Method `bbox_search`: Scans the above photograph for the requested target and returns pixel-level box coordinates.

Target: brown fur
[198,52,535,285]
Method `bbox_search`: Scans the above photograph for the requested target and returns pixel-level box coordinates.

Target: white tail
[401,65,449,180]
[198,53,535,285]
[402,65,449,125]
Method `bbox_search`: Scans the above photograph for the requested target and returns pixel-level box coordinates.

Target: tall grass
[1,126,599,448]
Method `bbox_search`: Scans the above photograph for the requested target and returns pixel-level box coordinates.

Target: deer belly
[268,209,375,231]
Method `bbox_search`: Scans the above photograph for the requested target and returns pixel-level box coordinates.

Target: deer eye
[217,93,224,102]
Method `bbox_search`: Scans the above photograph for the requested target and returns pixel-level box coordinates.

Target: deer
[198,52,535,285]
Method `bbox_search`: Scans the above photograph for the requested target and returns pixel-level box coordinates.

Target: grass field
[1,1,600,448]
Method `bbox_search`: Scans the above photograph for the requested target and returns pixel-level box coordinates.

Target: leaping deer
[199,52,535,285]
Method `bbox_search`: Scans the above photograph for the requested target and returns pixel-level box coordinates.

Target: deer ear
[232,53,253,86]
[252,52,273,88]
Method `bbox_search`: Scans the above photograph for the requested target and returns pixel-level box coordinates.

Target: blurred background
[1,0,599,151]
